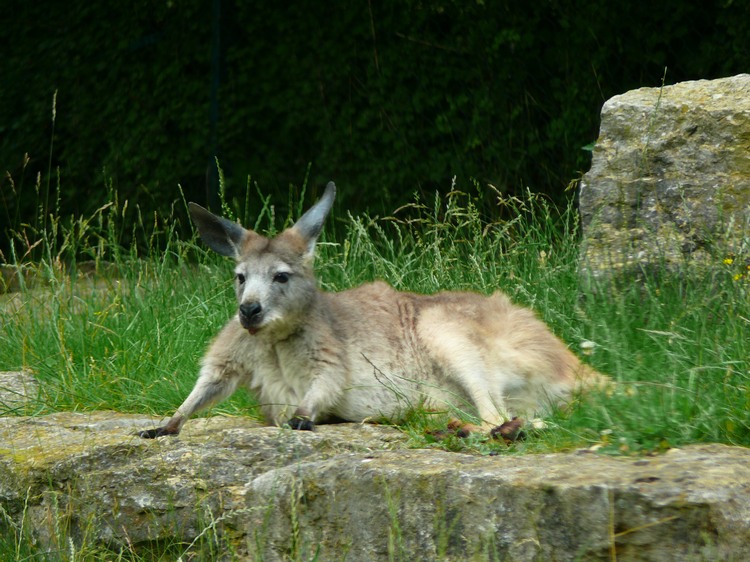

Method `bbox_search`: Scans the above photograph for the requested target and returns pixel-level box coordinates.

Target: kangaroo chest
[246,336,315,401]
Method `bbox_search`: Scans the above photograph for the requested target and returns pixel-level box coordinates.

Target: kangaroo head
[189,182,336,336]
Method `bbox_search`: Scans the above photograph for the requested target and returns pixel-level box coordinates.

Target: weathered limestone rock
[0,370,38,411]
[579,74,750,282]
[1,411,749,561]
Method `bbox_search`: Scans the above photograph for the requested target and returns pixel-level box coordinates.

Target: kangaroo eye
[236,273,246,284]
[273,272,290,284]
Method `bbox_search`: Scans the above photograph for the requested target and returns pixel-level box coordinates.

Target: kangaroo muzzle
[239,301,263,332]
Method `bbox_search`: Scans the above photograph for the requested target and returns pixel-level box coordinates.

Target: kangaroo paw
[286,416,315,431]
[447,419,485,438]
[138,426,179,439]
[490,417,526,443]
[427,419,483,440]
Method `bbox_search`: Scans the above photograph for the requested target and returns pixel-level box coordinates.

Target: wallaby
[140,182,605,438]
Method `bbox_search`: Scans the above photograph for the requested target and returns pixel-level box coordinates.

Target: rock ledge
[1,411,748,561]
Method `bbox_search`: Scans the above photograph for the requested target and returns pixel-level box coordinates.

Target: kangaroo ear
[291,182,336,254]
[188,203,247,258]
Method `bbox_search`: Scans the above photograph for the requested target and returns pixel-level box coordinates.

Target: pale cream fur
[141,183,606,437]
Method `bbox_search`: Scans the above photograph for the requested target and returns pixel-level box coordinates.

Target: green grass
[2,182,749,456]
[1,179,749,560]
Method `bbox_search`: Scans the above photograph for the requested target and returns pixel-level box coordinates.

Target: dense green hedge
[1,0,748,251]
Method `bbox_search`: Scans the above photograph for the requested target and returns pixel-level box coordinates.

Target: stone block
[579,74,750,283]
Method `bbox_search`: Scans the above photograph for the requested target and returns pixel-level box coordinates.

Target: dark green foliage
[2,0,749,258]
[0,2,210,233]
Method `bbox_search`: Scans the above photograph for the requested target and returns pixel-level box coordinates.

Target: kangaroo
[140,182,605,438]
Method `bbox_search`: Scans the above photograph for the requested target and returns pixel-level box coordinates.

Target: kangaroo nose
[240,302,262,320]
